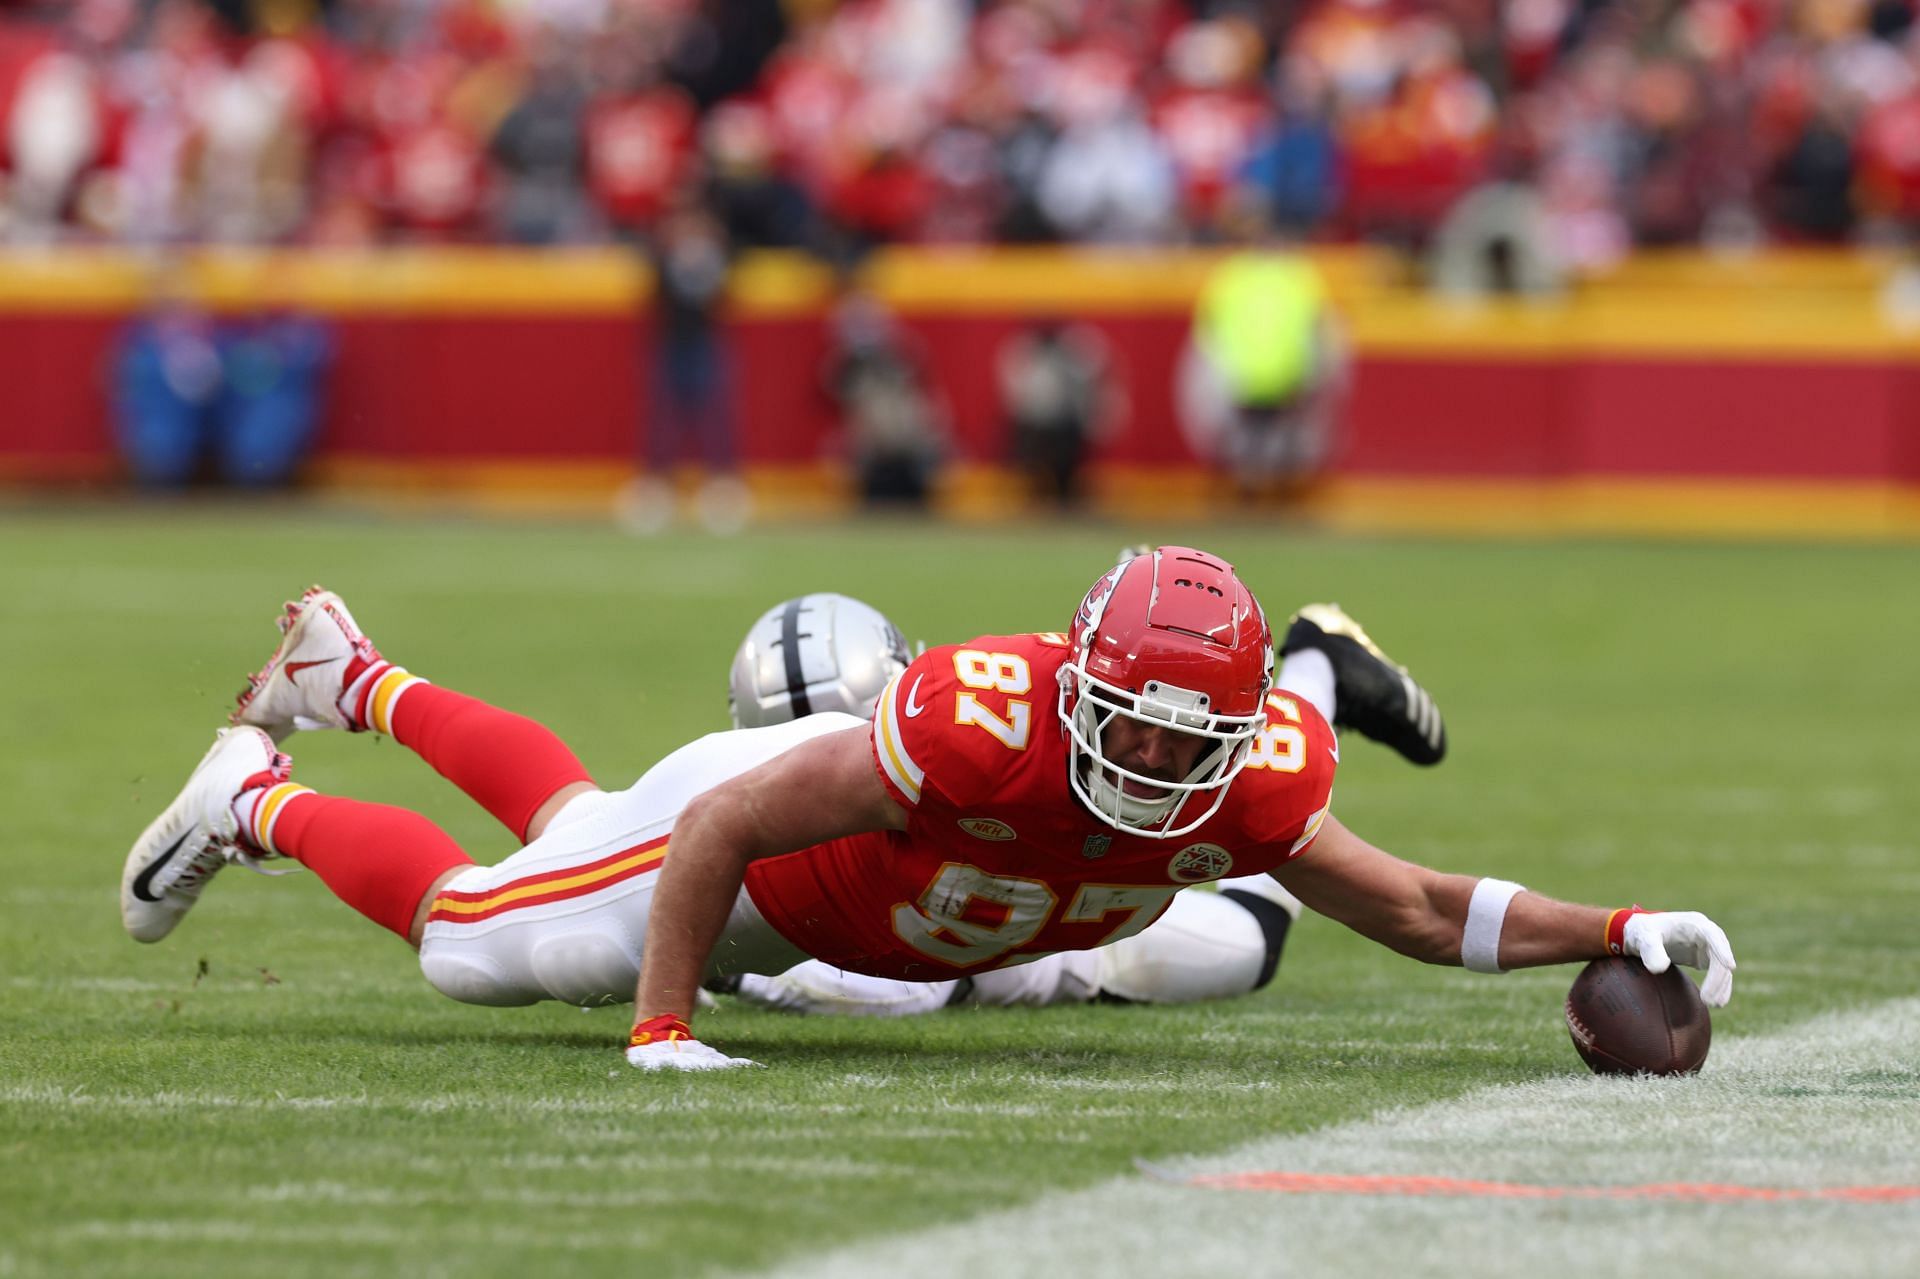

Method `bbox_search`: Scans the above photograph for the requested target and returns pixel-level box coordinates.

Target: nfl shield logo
[1081,834,1113,860]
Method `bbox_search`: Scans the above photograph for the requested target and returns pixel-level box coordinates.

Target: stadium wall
[2,247,1917,535]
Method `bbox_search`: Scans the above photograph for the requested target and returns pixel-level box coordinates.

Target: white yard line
[760,999,1920,1279]
[55,1219,660,1252]
[0,1083,1143,1126]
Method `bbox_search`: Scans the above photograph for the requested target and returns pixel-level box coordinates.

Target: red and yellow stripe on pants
[427,834,669,925]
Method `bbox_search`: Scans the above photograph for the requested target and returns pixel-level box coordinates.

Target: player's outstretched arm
[627,724,908,1072]
[1274,815,1735,1006]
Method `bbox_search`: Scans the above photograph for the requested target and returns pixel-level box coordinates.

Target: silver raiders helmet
[729,593,912,728]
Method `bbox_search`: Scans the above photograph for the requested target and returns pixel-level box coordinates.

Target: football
[1564,957,1711,1076]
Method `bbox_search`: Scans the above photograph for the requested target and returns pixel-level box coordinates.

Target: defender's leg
[1280,603,1447,765]
[716,874,1306,1017]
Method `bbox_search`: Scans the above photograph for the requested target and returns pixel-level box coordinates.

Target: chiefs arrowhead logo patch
[958,817,1017,842]
[1168,843,1233,883]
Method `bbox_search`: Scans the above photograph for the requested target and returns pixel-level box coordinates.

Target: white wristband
[1462,878,1526,974]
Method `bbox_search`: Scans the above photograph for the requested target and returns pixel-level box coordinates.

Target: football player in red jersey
[712,582,1419,1018]
[122,548,1736,1072]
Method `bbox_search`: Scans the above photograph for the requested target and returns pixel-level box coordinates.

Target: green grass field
[3,505,1917,1277]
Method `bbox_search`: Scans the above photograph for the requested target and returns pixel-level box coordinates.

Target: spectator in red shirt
[585,43,699,240]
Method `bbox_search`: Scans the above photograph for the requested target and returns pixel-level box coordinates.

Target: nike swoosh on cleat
[131,830,192,903]
[284,658,341,686]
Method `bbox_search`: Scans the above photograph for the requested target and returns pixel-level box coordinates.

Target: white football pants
[415,716,851,1007]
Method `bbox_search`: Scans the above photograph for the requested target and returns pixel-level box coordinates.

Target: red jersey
[744,633,1336,981]
[584,88,698,231]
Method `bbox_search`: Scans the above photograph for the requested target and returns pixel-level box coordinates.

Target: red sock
[267,792,474,940]
[387,684,595,841]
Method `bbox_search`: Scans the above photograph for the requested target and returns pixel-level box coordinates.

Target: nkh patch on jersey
[743,634,1336,982]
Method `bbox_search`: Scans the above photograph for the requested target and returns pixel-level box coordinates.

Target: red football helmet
[1058,546,1273,837]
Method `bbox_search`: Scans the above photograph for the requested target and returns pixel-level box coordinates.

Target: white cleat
[232,587,383,743]
[121,727,289,944]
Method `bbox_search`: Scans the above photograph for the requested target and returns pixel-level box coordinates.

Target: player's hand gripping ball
[1564,957,1711,1076]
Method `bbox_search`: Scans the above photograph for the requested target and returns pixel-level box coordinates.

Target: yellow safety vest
[1195,254,1327,406]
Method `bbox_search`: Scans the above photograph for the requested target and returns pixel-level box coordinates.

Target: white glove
[624,1014,760,1072]
[625,1038,760,1072]
[1622,911,1737,1008]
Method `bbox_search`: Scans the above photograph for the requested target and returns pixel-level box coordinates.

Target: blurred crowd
[6,0,1920,265]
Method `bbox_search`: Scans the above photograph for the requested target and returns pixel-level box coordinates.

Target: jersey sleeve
[869,645,959,809]
[1239,690,1340,862]
[870,637,1045,811]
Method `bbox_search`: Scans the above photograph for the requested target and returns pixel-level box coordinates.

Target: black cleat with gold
[1282,604,1447,766]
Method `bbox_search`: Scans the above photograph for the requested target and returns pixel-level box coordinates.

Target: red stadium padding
[4,250,1919,488]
